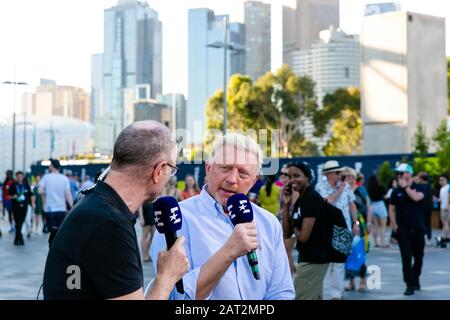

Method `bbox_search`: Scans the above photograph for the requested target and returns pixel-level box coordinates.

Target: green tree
[312,87,360,138]
[412,121,429,158]
[323,109,362,156]
[377,161,394,188]
[432,119,450,174]
[205,65,320,157]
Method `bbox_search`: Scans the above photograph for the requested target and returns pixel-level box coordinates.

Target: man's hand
[156,236,189,284]
[391,223,398,233]
[225,221,258,260]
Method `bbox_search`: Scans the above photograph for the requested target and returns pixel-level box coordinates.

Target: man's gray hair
[111,121,175,170]
[208,132,263,173]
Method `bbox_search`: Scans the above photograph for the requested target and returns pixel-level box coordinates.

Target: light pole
[2,81,28,173]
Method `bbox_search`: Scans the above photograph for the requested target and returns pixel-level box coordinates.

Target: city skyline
[1,0,449,118]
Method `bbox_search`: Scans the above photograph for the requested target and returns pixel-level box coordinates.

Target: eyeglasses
[165,162,179,177]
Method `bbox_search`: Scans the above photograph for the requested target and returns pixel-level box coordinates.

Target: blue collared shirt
[150,186,295,300]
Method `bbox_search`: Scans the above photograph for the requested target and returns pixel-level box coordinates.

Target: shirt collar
[93,180,137,224]
[199,185,227,217]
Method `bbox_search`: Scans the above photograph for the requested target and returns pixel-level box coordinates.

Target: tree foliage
[412,121,429,158]
[205,65,320,157]
[377,161,395,189]
[323,108,362,156]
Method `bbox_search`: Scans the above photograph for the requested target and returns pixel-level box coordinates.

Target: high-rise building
[25,79,91,123]
[158,93,187,131]
[292,27,360,107]
[187,8,246,138]
[244,1,271,81]
[99,0,162,153]
[291,27,360,149]
[361,11,447,154]
[283,0,339,66]
[134,100,172,128]
[90,53,103,125]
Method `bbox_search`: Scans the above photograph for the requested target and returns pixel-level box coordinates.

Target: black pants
[424,210,432,240]
[13,205,27,244]
[396,228,425,287]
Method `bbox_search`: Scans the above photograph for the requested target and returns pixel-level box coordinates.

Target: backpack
[323,200,353,263]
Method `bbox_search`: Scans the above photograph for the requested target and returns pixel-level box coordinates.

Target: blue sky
[0,0,449,116]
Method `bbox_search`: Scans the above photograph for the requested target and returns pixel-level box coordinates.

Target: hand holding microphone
[227,193,261,280]
[154,196,188,294]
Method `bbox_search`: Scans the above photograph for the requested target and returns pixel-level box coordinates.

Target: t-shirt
[258,184,281,217]
[43,181,143,300]
[389,183,426,231]
[292,186,328,264]
[8,182,33,209]
[39,172,70,212]
[439,184,449,210]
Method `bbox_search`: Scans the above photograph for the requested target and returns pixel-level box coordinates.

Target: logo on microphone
[229,199,250,220]
[154,210,165,228]
[169,207,181,224]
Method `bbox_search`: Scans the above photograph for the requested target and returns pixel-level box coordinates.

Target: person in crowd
[415,172,434,245]
[39,159,73,243]
[258,175,281,218]
[32,174,44,235]
[316,160,359,300]
[275,164,289,188]
[150,133,295,300]
[385,178,398,245]
[81,175,95,191]
[163,176,182,201]
[282,161,329,300]
[66,171,80,203]
[368,175,389,248]
[43,120,189,300]
[389,163,426,296]
[180,174,200,200]
[8,171,34,245]
[3,170,15,234]
[342,167,372,292]
[437,174,450,243]
[277,165,298,275]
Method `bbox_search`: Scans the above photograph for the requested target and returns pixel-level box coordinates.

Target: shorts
[440,209,450,222]
[371,200,388,219]
[142,203,155,226]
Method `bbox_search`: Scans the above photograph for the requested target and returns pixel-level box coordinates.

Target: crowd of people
[1,122,450,300]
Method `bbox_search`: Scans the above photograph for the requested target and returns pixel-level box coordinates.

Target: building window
[344,67,350,79]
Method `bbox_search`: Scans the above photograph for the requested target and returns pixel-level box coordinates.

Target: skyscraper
[244,1,271,81]
[283,0,339,66]
[291,27,360,149]
[187,8,245,139]
[158,93,187,131]
[361,11,447,154]
[99,0,162,153]
[90,53,103,125]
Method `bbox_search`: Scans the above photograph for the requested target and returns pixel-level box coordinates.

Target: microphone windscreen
[227,193,253,225]
[153,196,183,234]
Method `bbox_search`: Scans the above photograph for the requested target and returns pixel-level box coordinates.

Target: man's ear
[151,162,165,184]
[205,161,211,175]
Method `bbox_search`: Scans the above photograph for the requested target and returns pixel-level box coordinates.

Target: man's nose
[225,168,239,185]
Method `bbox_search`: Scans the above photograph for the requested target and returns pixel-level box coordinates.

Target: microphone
[153,196,184,294]
[227,193,260,280]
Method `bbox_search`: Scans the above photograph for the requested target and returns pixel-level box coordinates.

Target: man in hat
[39,159,73,239]
[315,160,359,300]
[389,163,425,296]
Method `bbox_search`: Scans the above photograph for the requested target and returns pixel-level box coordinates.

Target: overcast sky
[0,0,449,116]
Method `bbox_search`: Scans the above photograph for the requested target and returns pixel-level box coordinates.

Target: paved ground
[1,218,449,300]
